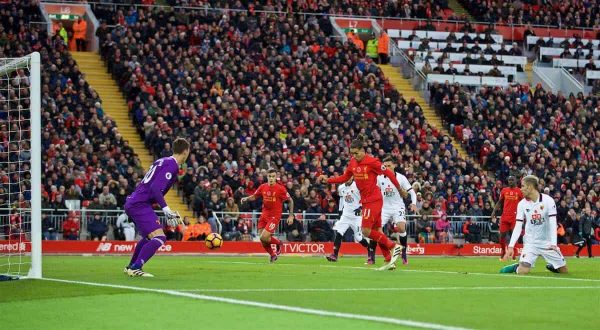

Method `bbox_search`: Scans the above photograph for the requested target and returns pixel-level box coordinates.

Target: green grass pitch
[2,256,599,330]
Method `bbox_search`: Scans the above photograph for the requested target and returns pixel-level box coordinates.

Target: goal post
[0,52,41,279]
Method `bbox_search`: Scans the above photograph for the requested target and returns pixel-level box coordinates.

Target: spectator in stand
[309,214,333,242]
[99,186,117,207]
[116,212,136,241]
[221,216,241,241]
[285,217,305,242]
[417,214,434,243]
[88,214,108,241]
[62,215,80,240]
[7,209,24,240]
[435,214,452,243]
[42,213,57,240]
[72,16,87,51]
[488,216,500,243]
[378,31,390,64]
[236,217,253,241]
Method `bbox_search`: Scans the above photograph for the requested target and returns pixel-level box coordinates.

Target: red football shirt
[500,187,523,222]
[253,183,290,217]
[328,155,401,204]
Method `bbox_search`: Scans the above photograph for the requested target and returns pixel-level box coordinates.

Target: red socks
[379,242,391,261]
[368,230,395,250]
[270,236,281,245]
[499,235,506,257]
[262,242,274,256]
[262,236,281,256]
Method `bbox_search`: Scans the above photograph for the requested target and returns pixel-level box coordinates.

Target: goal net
[0,52,41,279]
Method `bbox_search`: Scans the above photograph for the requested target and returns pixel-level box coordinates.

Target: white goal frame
[0,52,41,278]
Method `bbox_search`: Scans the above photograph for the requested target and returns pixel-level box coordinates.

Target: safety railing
[1,208,494,242]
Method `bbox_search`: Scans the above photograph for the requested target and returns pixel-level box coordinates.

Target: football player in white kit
[500,175,568,274]
[378,156,417,266]
[326,178,374,263]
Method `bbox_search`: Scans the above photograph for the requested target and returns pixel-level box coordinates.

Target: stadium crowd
[97,6,502,223]
[458,0,600,29]
[0,1,598,245]
[0,0,143,240]
[430,81,600,241]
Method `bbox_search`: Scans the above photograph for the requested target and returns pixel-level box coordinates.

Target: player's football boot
[123,266,130,274]
[127,268,154,277]
[326,254,338,262]
[378,245,403,271]
[270,254,278,263]
[364,257,375,265]
[545,264,560,273]
[388,262,397,270]
[401,249,408,265]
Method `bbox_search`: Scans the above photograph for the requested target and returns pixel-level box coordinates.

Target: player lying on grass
[326,178,374,263]
[319,135,407,271]
[379,156,417,267]
[500,175,568,275]
[241,169,294,263]
[123,138,190,277]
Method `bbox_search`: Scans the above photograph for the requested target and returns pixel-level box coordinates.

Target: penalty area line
[40,277,471,330]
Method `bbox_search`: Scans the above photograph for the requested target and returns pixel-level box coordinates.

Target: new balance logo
[96,243,112,252]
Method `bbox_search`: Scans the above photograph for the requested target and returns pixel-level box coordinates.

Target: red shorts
[500,220,516,233]
[258,214,280,234]
[361,200,383,229]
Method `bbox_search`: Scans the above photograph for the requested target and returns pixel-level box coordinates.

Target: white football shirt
[377,172,416,210]
[515,193,558,248]
[337,181,361,217]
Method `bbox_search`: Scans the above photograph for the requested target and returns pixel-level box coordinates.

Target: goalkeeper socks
[129,238,150,267]
[499,263,519,274]
[131,236,165,269]
[333,232,343,257]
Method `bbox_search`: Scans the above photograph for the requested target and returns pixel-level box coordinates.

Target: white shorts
[333,214,363,242]
[381,207,406,227]
[519,245,566,269]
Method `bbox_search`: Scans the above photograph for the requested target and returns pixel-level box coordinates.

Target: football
[205,233,223,250]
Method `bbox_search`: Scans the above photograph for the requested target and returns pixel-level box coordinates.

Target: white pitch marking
[40,277,471,330]
[201,260,600,282]
[177,286,600,293]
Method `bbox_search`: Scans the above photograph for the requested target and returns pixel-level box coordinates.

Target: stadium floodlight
[0,52,41,279]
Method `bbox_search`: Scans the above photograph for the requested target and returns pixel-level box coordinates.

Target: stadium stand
[1,0,597,243]
[164,0,456,19]
[0,1,143,237]
[95,5,497,225]
[458,0,600,28]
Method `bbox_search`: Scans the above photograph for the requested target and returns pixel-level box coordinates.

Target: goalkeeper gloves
[163,206,181,227]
